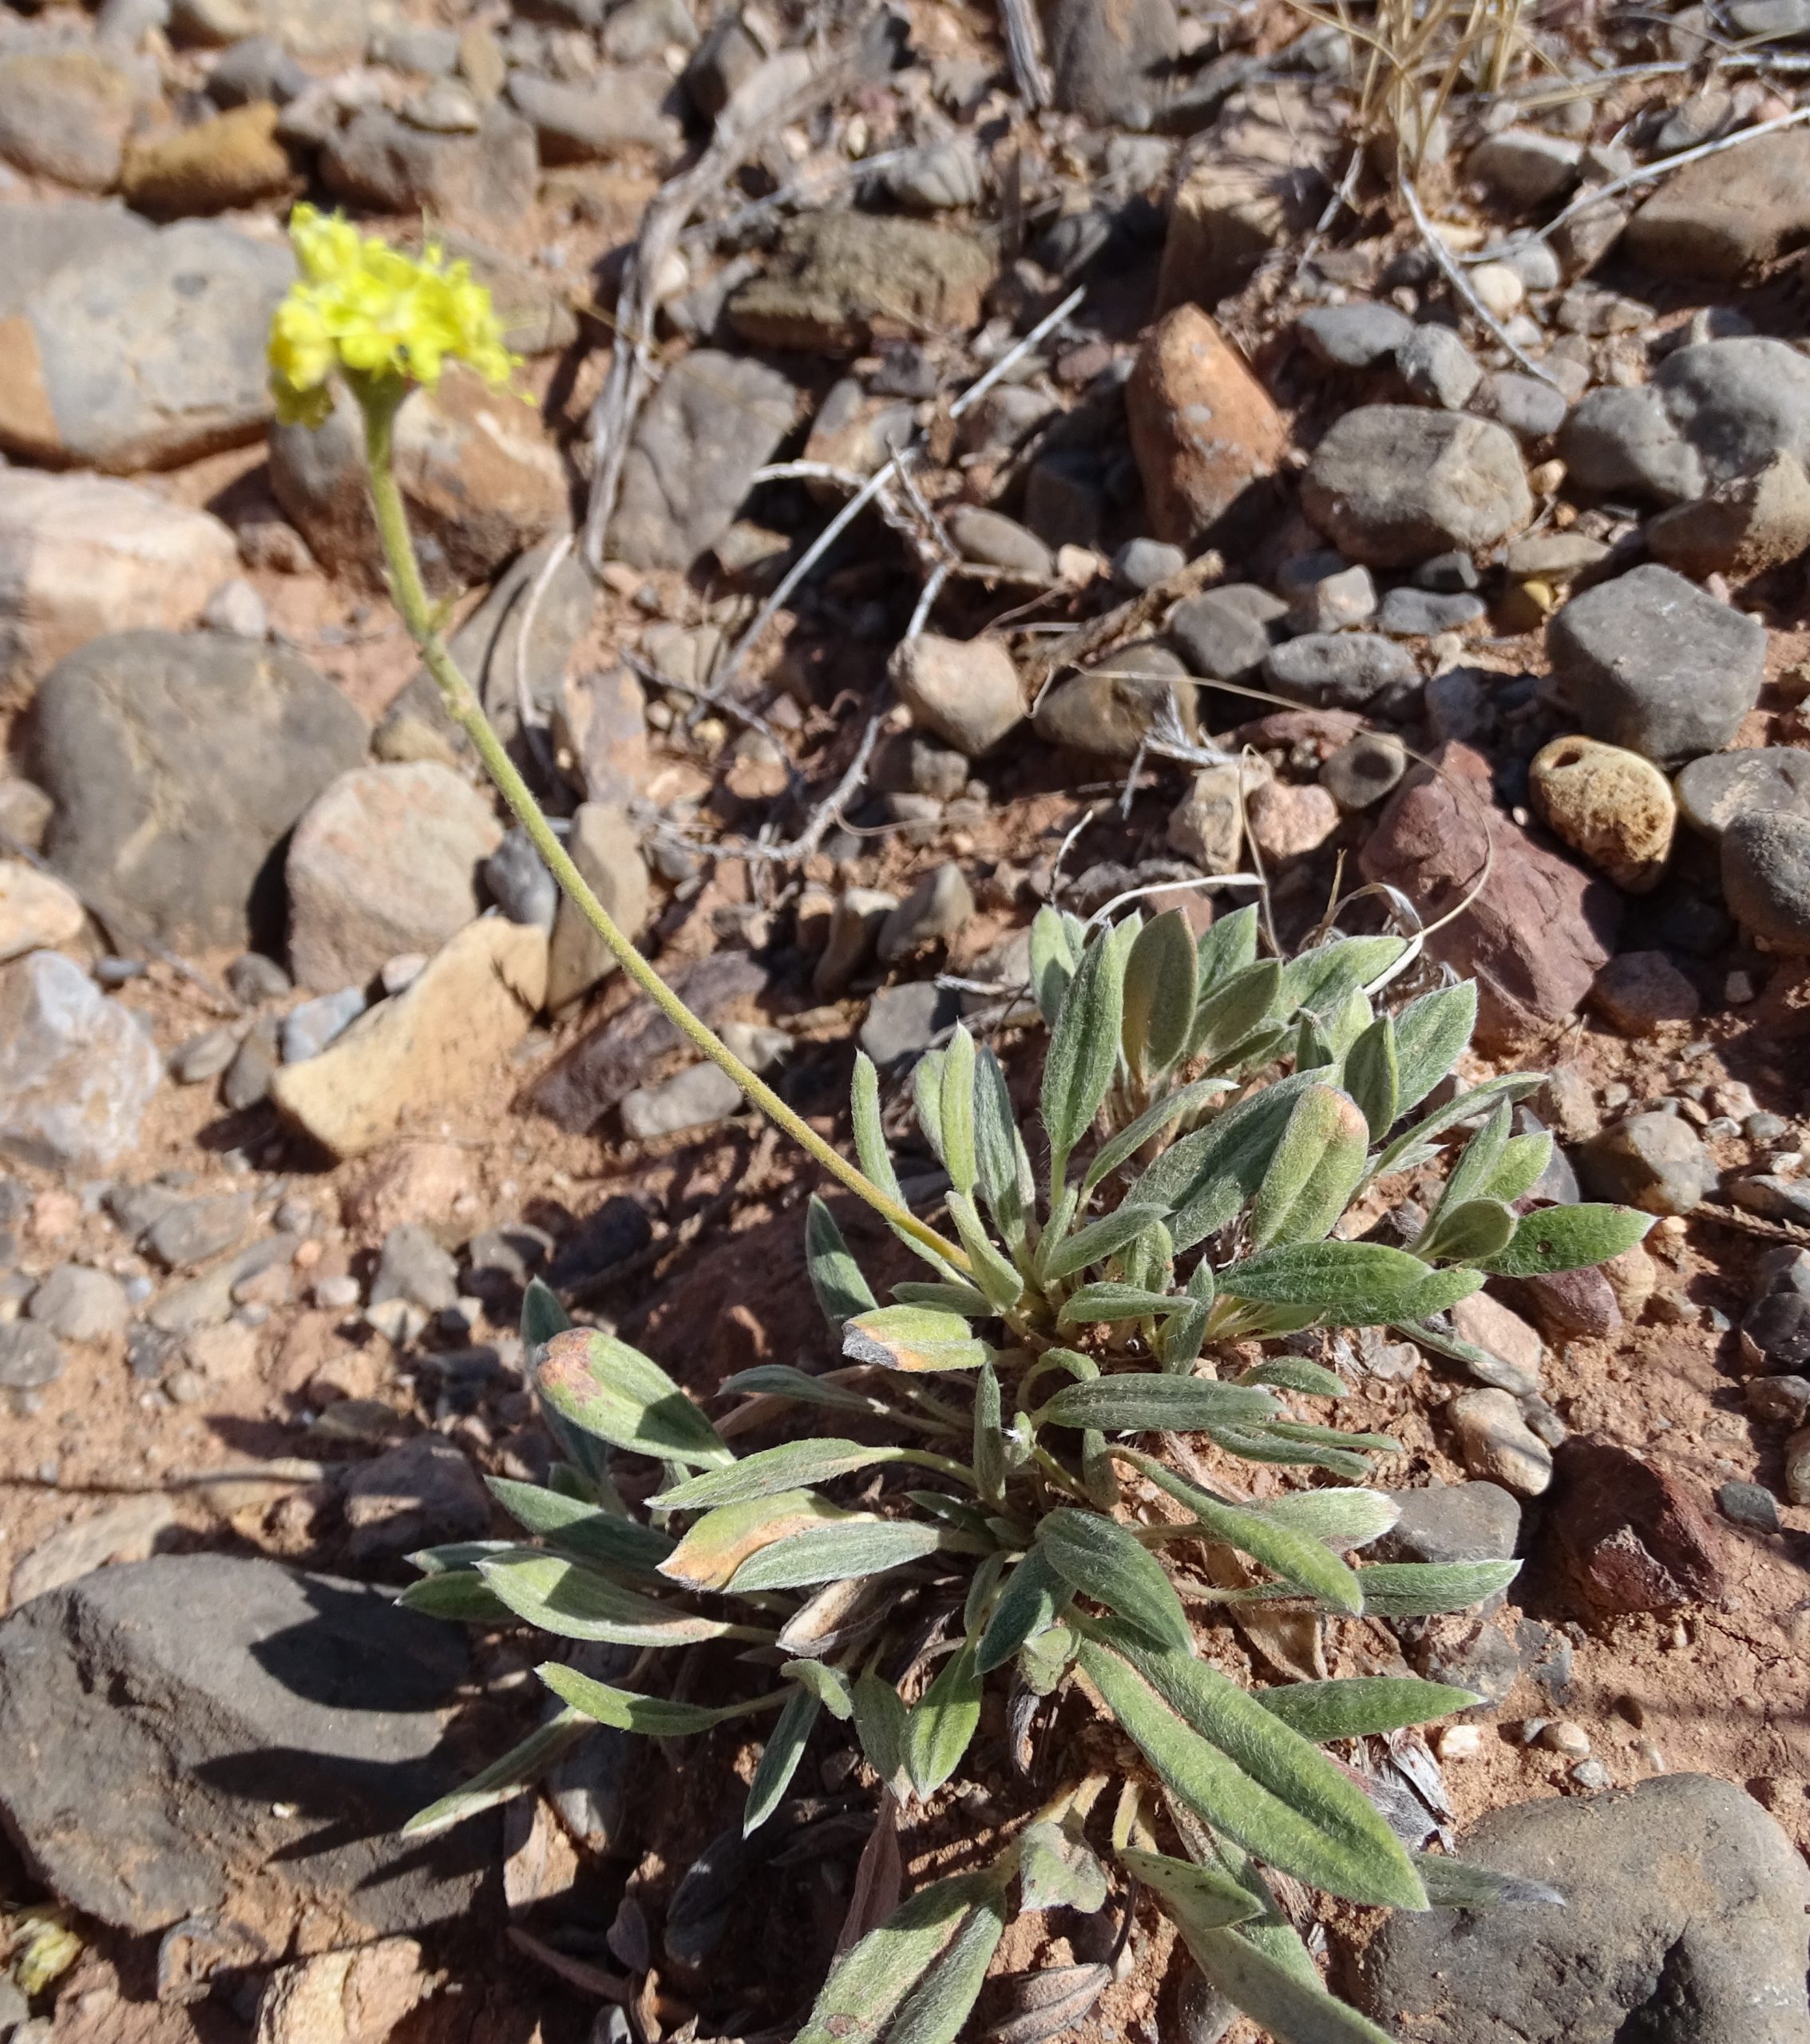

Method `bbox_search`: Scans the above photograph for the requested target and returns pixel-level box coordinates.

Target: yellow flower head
[269,204,521,428]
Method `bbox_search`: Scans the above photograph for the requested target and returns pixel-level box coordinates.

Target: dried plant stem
[1400,176,1559,387]
[358,392,967,1274]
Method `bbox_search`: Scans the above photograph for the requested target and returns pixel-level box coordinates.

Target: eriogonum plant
[271,213,1649,2044]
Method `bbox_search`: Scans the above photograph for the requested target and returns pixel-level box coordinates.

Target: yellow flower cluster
[268,204,519,427]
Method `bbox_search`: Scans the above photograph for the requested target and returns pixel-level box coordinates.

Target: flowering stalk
[269,208,964,1271]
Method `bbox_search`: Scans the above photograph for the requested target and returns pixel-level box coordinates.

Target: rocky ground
[2,0,1810,2036]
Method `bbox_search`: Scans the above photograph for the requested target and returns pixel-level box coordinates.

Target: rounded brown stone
[1530,735,1677,893]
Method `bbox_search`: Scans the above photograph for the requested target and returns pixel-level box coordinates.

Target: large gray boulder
[31,632,368,952]
[1359,1773,1810,2042]
[0,1555,497,1938]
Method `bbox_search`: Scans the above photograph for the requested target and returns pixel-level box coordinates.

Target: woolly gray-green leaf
[652,1440,910,1511]
[1038,1373,1280,1434]
[1041,928,1128,1182]
[905,1638,983,1797]
[1037,1508,1192,1651]
[1254,1676,1480,1741]
[1353,1559,1519,1616]
[1391,980,1478,1116]
[536,1327,733,1469]
[794,1871,1001,2044]
[1420,1198,1517,1266]
[806,1195,879,1334]
[1123,909,1198,1079]
[1189,1926,1397,2044]
[1234,1357,1347,1397]
[486,1477,675,1576]
[1256,1488,1400,1548]
[718,1365,883,1416]
[480,1553,743,1646]
[1082,1078,1234,1195]
[974,1360,1004,1507]
[1483,1128,1554,1206]
[540,1663,776,1737]
[1126,1456,1364,1614]
[852,1668,909,1791]
[744,1682,821,1836]
[1218,1241,1432,1317]
[843,1305,990,1373]
[913,1050,947,1167]
[1059,1281,1185,1326]
[940,1027,979,1198]
[1077,1627,1425,1909]
[1412,1854,1566,1909]
[1279,937,1406,1017]
[1040,1202,1166,1283]
[1247,1086,1370,1250]
[1127,1070,1317,1249]
[395,1569,513,1622]
[1482,1203,1653,1278]
[1190,957,1284,1065]
[1115,1847,1261,1932]
[1341,1016,1399,1141]
[852,1052,906,1204]
[974,1044,1032,1247]
[521,1275,573,1351]
[1029,905,1083,1025]
[1195,902,1259,992]
[1369,1072,1542,1180]
[946,1192,1026,1312]
[976,1550,1066,1674]
[784,1658,854,1718]
[729,1518,968,1594]
[402,1706,590,1837]
[1018,1820,1109,1915]
[884,1883,1008,2044]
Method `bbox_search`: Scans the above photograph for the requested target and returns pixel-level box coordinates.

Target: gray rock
[1043,0,1177,127]
[888,137,983,212]
[1168,585,1285,680]
[1359,1774,1810,2044]
[945,505,1055,581]
[1624,125,1810,281]
[371,1223,460,1313]
[1467,126,1582,206]
[1285,562,1376,635]
[205,34,307,105]
[608,350,796,572]
[0,197,154,319]
[546,802,651,1012]
[506,66,679,160]
[1448,1387,1553,1495]
[878,864,974,965]
[1301,406,1532,568]
[320,104,537,226]
[373,23,460,70]
[1034,644,1199,758]
[0,1321,65,1392]
[484,826,559,931]
[1377,588,1485,636]
[28,1264,129,1343]
[1378,1480,1520,1565]
[1718,1480,1780,1533]
[1111,537,1186,591]
[170,1026,240,1087]
[1473,370,1568,442]
[1560,386,1704,504]
[32,632,367,953]
[1731,1175,1810,1227]
[285,763,501,994]
[859,980,956,1065]
[1264,632,1417,709]
[889,634,1025,756]
[812,888,896,999]
[1749,1373,1810,1424]
[0,953,160,1172]
[281,986,369,1062]
[603,0,699,60]
[727,213,994,356]
[1321,731,1407,809]
[0,39,146,191]
[1676,747,1810,842]
[1580,1110,1717,1215]
[1396,323,1482,410]
[1297,302,1413,370]
[0,221,291,472]
[680,14,762,117]
[227,953,291,1004]
[1545,565,1766,765]
[1721,810,1810,953]
[342,1435,491,1559]
[145,1191,254,1271]
[619,1059,743,1141]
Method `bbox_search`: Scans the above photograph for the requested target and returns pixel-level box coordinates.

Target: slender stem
[357,390,968,1274]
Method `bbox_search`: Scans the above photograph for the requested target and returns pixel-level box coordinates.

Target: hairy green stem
[357,390,967,1274]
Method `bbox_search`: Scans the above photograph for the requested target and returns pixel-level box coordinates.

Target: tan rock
[1451,1289,1543,1384]
[1166,761,1261,871]
[546,802,651,1012]
[338,1141,479,1241]
[1529,735,1676,894]
[0,471,240,698]
[0,861,84,961]
[253,1938,434,2044]
[1646,452,1810,581]
[1448,1387,1553,1497]
[0,48,140,190]
[271,919,547,1159]
[6,1495,176,1610]
[889,633,1025,756]
[1625,126,1810,279]
[1126,303,1288,547]
[1601,1242,1658,1321]
[1245,780,1339,862]
[121,103,294,218]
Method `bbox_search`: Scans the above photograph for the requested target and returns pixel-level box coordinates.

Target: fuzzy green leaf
[1482,1203,1653,1278]
[1487,1130,1555,1206]
[1030,905,1083,1025]
[1421,1198,1517,1266]
[1115,1847,1261,1932]
[1041,928,1129,1182]
[892,1281,996,1314]
[1206,1425,1373,1482]
[1059,1281,1186,1326]
[1413,1854,1565,1909]
[1083,1078,1234,1195]
[973,1045,1032,1247]
[1279,937,1407,1017]
[536,1327,733,1469]
[1195,903,1259,992]
[945,1191,1026,1311]
[653,1440,907,1511]
[1078,1627,1425,1909]
[1353,1559,1519,1616]
[1254,1676,1481,1741]
[744,1683,821,1836]
[852,1668,910,1790]
[785,1658,855,1718]
[402,1707,590,1837]
[852,1052,907,1205]
[905,1638,983,1796]
[396,1570,513,1622]
[1128,1458,1364,1614]
[1127,1070,1317,1250]
[913,1049,947,1167]
[1018,1820,1109,1914]
[1218,1241,1432,1317]
[1247,1086,1370,1250]
[1038,1373,1279,1434]
[976,1550,1066,1674]
[1369,1072,1543,1181]
[1190,958,1284,1065]
[485,1477,675,1576]
[1341,1017,1400,1141]
[940,1027,979,1198]
[718,1365,882,1416]
[843,1305,990,1373]
[1123,910,1198,1079]
[540,1662,774,1737]
[481,1553,739,1646]
[1040,1202,1166,1283]
[660,1491,855,1591]
[1391,980,1478,1116]
[974,1360,1004,1507]
[728,1518,966,1594]
[794,1871,1000,2044]
[884,1884,1008,2044]
[521,1275,573,1351]
[1038,1508,1192,1651]
[1190,1926,1397,2044]
[1234,1357,1347,1396]
[1256,1489,1399,1548]
[806,1196,879,1334]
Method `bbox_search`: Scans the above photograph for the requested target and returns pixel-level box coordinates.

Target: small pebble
[1437,1724,1483,1759]
[1570,1760,1611,1790]
[313,1274,362,1310]
[1539,1720,1591,1759]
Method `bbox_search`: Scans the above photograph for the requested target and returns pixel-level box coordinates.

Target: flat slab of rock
[607,350,797,572]
[271,917,547,1159]
[1359,743,1621,1044]
[728,214,994,354]
[0,220,291,471]
[32,631,367,952]
[0,1554,494,1937]
[1677,746,1810,842]
[286,762,501,992]
[1625,125,1810,279]
[1302,406,1531,568]
[0,952,162,1171]
[1360,1773,1810,2042]
[0,471,240,699]
[319,105,537,230]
